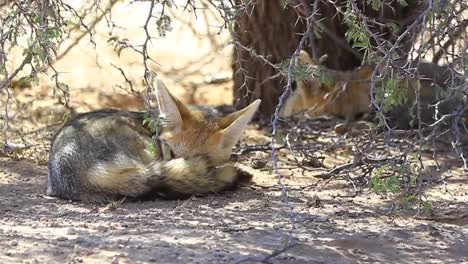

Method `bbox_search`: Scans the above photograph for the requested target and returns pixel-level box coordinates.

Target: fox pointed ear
[154,79,189,131]
[298,50,327,66]
[218,99,261,148]
[298,50,314,65]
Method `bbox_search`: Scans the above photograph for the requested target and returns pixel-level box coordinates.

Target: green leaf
[156,15,173,37]
[146,142,157,156]
[398,0,408,7]
[366,0,383,10]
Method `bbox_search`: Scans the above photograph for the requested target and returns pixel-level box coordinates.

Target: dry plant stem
[142,0,157,109]
[270,1,319,248]
[432,19,468,64]
[316,155,405,180]
[1,87,12,149]
[111,63,135,92]
[56,0,119,61]
[232,242,298,264]
[0,48,32,149]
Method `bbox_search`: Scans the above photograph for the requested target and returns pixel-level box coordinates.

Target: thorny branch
[1,0,66,150]
[56,0,120,61]
[268,0,321,251]
[1,0,467,260]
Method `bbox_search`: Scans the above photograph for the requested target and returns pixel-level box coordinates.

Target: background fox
[281,50,466,130]
[47,79,261,203]
[281,50,372,126]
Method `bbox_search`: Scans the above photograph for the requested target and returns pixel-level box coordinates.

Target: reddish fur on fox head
[281,50,372,122]
[154,79,261,165]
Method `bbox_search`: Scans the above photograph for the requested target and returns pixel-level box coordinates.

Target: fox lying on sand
[47,79,261,203]
[280,50,373,125]
[281,50,466,130]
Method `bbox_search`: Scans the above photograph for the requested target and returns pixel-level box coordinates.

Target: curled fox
[47,79,261,203]
[281,50,466,129]
[280,50,372,124]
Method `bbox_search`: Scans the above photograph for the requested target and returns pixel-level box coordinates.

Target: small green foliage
[53,82,70,97]
[375,75,409,113]
[370,162,414,195]
[227,20,235,35]
[409,173,418,188]
[369,173,401,195]
[420,200,434,215]
[274,132,286,147]
[366,0,383,11]
[397,161,413,178]
[275,59,335,85]
[143,111,167,135]
[143,111,166,157]
[370,162,434,215]
[433,84,448,100]
[45,26,63,39]
[276,61,315,83]
[107,36,131,56]
[386,22,400,34]
[146,142,157,156]
[143,113,158,134]
[248,48,259,59]
[397,195,433,215]
[313,66,335,85]
[13,76,34,88]
[344,8,371,52]
[397,194,417,209]
[397,0,408,7]
[156,14,173,37]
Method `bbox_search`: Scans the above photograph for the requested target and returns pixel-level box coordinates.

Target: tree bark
[232,0,303,117]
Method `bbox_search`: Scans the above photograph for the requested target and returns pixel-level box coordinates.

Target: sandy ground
[1,146,468,264]
[1,1,468,263]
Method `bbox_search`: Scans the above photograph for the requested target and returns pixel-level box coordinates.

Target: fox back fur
[47,80,261,203]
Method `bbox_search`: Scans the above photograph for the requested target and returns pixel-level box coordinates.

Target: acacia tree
[0,0,466,155]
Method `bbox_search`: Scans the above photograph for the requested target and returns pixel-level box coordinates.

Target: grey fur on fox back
[47,80,261,203]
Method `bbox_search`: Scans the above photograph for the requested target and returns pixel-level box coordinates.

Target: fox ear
[154,79,189,131]
[218,100,261,148]
[298,50,328,66]
[298,50,314,65]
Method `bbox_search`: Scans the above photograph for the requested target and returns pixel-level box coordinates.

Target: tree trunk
[232,0,303,117]
[232,0,427,116]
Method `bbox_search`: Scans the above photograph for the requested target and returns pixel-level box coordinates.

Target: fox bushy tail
[85,156,249,201]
